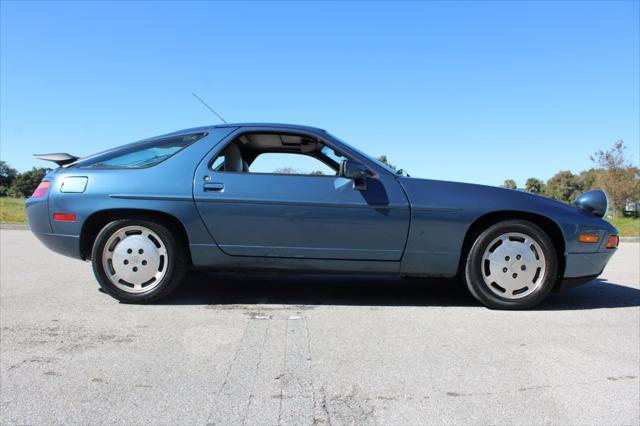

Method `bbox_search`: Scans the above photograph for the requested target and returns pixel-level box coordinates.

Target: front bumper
[556,274,600,291]
[556,249,616,291]
[564,250,616,278]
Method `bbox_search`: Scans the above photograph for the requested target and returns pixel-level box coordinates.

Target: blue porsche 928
[26,123,618,309]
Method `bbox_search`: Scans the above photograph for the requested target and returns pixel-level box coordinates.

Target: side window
[211,155,225,170]
[211,142,248,172]
[77,133,205,168]
[249,153,336,176]
[210,133,345,175]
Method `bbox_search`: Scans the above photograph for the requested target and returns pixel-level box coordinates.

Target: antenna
[192,93,228,124]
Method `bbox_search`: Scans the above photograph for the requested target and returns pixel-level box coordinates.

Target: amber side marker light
[578,234,599,243]
[53,213,77,222]
[606,235,619,249]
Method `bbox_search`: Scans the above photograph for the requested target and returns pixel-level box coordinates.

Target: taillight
[606,235,619,249]
[31,181,51,198]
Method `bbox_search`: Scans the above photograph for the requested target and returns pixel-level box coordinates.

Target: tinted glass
[75,133,205,168]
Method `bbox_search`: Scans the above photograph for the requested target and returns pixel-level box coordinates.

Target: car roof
[216,122,326,132]
[166,123,326,136]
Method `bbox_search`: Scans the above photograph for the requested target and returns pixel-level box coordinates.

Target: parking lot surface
[1,229,639,425]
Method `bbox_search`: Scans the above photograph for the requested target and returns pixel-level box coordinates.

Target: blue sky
[1,1,638,186]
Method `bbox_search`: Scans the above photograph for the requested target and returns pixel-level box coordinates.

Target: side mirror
[339,159,368,190]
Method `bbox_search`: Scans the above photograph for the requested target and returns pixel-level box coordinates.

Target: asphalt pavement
[1,230,639,425]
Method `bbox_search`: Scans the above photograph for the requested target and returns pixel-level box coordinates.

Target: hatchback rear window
[74,133,205,169]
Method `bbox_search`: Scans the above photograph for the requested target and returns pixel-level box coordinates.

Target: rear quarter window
[74,133,205,169]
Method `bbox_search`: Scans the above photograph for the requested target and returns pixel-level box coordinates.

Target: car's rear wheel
[91,219,187,303]
[463,220,558,310]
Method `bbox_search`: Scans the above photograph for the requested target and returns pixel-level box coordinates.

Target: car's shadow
[155,272,640,311]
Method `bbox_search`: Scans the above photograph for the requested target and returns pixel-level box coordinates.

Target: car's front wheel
[91,219,187,303]
[463,220,558,310]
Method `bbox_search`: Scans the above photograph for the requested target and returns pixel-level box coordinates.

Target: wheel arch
[80,208,191,265]
[458,210,566,282]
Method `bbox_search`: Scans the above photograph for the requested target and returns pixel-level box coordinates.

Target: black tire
[91,219,187,303]
[462,220,558,310]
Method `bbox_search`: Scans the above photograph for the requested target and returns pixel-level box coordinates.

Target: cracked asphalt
[1,229,639,425]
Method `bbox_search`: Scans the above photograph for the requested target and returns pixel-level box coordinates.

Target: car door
[193,127,410,261]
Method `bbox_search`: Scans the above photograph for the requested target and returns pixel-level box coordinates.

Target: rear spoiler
[33,153,79,167]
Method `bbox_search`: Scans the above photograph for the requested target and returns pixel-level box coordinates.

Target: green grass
[609,216,640,237]
[0,197,26,224]
[1,196,638,236]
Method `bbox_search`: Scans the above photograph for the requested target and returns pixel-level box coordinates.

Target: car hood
[398,176,570,209]
[397,177,615,232]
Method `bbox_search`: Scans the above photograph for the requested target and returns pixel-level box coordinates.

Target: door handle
[203,182,224,192]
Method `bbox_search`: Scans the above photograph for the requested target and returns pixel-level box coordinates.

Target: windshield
[323,131,407,176]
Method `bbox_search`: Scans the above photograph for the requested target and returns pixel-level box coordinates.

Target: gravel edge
[620,237,640,242]
[1,224,30,230]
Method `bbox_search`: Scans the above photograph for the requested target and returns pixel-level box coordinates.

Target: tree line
[0,162,50,198]
[500,141,639,215]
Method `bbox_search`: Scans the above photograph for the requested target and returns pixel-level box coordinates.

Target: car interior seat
[223,143,249,172]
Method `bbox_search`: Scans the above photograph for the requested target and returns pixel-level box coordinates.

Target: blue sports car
[26,123,618,309]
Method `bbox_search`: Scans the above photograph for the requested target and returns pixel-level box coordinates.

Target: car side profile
[26,123,619,309]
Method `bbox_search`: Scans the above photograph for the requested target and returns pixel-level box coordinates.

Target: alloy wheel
[101,225,168,293]
[480,232,547,299]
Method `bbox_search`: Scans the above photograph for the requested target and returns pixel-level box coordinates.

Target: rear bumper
[26,195,82,260]
[31,231,82,260]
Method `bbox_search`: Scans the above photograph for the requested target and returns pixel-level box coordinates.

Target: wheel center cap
[111,235,161,284]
